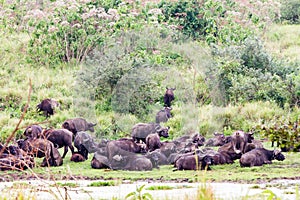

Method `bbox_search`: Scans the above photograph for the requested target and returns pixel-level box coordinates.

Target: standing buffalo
[131,123,169,143]
[62,118,97,138]
[155,107,172,123]
[42,129,75,159]
[37,98,60,118]
[240,148,285,167]
[164,87,175,107]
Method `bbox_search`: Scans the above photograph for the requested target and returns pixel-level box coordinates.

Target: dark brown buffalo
[106,141,152,171]
[23,125,43,139]
[205,132,228,147]
[145,149,169,168]
[70,153,86,162]
[164,87,175,107]
[174,154,213,171]
[231,131,254,154]
[0,155,35,171]
[217,142,243,162]
[159,141,177,158]
[91,152,110,169]
[146,133,162,152]
[174,133,206,147]
[203,148,235,165]
[18,138,63,167]
[240,148,285,167]
[43,128,75,159]
[131,123,169,143]
[37,98,60,118]
[74,132,102,160]
[62,118,97,138]
[155,107,172,123]
[109,138,146,154]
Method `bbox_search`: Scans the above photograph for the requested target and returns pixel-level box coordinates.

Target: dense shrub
[280,0,300,24]
[77,27,183,119]
[255,113,300,152]
[27,1,118,65]
[209,36,297,107]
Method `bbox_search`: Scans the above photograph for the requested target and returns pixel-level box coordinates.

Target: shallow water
[0,179,299,200]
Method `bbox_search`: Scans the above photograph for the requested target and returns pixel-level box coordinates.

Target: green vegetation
[0,0,300,191]
[88,180,118,187]
[125,184,153,200]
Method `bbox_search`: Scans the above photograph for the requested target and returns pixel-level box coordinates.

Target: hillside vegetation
[0,0,300,150]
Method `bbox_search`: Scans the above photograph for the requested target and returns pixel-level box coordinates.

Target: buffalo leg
[62,146,69,159]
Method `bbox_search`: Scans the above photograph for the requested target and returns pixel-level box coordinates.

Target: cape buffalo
[145,149,169,168]
[74,132,103,159]
[164,87,175,107]
[37,98,60,118]
[131,123,169,143]
[23,125,43,139]
[43,129,75,159]
[17,138,63,167]
[155,107,172,123]
[231,131,254,154]
[146,133,162,152]
[62,118,97,138]
[205,132,228,147]
[109,138,147,154]
[240,148,285,167]
[106,141,152,171]
[174,154,213,171]
[70,153,86,162]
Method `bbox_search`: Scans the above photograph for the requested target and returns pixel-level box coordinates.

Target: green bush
[210,36,297,107]
[27,1,116,65]
[280,0,300,24]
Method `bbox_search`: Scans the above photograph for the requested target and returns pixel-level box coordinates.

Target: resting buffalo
[37,98,60,118]
[23,125,43,139]
[109,138,146,154]
[174,133,205,147]
[62,118,97,138]
[164,87,175,107]
[203,148,235,165]
[70,153,86,162]
[74,132,104,160]
[205,132,229,147]
[231,131,254,154]
[0,155,34,171]
[106,141,153,171]
[131,123,169,143]
[146,133,162,152]
[159,141,177,158]
[43,129,75,159]
[17,138,63,167]
[91,152,110,169]
[174,154,213,171]
[217,142,243,162]
[145,149,169,168]
[240,148,285,167]
[155,107,172,123]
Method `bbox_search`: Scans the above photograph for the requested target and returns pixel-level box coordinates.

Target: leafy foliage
[27,1,117,65]
[209,36,298,107]
[125,184,153,200]
[256,116,300,152]
[280,0,300,24]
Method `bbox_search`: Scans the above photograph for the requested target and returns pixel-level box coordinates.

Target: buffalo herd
[0,95,286,172]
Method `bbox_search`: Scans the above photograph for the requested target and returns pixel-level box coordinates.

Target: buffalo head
[157,127,170,138]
